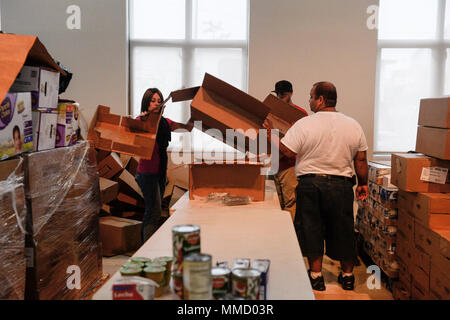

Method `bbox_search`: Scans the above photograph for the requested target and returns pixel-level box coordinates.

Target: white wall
[249,0,379,157]
[0,0,128,125]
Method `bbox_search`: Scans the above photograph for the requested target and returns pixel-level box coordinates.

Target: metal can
[143,266,166,297]
[183,253,212,300]
[211,267,231,299]
[251,259,270,300]
[119,267,142,277]
[231,268,261,300]
[131,257,152,265]
[232,258,250,269]
[153,256,174,287]
[172,225,201,273]
[122,262,144,269]
[172,271,184,298]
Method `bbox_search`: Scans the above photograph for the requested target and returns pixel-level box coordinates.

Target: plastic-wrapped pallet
[0,158,27,300]
[24,141,102,300]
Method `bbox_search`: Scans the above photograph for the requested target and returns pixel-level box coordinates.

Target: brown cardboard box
[396,234,414,266]
[416,126,450,160]
[411,264,430,297]
[99,177,119,204]
[189,161,265,201]
[172,73,271,152]
[414,221,440,255]
[0,158,27,300]
[430,228,450,265]
[412,245,431,275]
[429,263,450,300]
[99,216,142,256]
[127,157,139,176]
[393,280,411,300]
[24,141,102,300]
[117,169,143,199]
[117,192,145,208]
[412,282,430,300]
[418,97,450,129]
[397,191,450,228]
[262,94,307,136]
[97,152,124,179]
[397,259,412,294]
[96,149,110,164]
[391,153,450,193]
[88,105,161,159]
[397,208,415,244]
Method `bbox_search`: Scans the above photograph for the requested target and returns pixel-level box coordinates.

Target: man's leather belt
[298,173,353,183]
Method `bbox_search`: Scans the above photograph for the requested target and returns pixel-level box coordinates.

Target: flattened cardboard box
[430,263,450,300]
[189,161,265,201]
[99,177,119,204]
[88,105,161,159]
[418,97,450,129]
[172,73,271,153]
[99,216,141,257]
[97,152,123,179]
[416,126,450,160]
[391,153,450,193]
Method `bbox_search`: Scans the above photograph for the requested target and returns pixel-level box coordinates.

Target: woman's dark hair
[141,88,164,113]
[13,125,21,139]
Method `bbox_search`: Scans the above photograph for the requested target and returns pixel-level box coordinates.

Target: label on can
[231,268,261,300]
[112,276,156,300]
[172,225,201,273]
[172,271,184,298]
[183,253,212,300]
[211,267,231,298]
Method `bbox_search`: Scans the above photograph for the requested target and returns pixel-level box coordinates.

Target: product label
[420,167,448,185]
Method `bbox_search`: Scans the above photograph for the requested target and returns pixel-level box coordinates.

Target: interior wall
[249,0,379,157]
[0,0,128,126]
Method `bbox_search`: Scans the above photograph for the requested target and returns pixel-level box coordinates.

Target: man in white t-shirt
[264,82,368,291]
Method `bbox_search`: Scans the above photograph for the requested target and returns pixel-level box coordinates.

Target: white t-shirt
[280,111,368,178]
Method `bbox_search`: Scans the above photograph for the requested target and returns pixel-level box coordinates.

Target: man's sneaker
[308,270,326,291]
[338,272,355,290]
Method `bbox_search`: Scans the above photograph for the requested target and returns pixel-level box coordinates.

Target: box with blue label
[10,65,59,111]
[0,92,33,160]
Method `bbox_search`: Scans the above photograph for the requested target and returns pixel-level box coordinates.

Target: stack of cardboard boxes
[391,97,450,300]
[356,161,399,279]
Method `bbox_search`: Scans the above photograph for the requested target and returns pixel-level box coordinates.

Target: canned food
[183,253,212,300]
[144,266,166,297]
[145,261,167,286]
[172,271,184,298]
[153,257,174,287]
[172,225,201,273]
[232,258,250,270]
[231,268,261,300]
[131,257,152,264]
[251,259,270,300]
[211,267,231,298]
[122,262,144,269]
[120,267,142,277]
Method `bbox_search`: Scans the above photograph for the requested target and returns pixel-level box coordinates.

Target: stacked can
[183,253,212,300]
[211,267,231,299]
[172,225,201,298]
[231,268,262,300]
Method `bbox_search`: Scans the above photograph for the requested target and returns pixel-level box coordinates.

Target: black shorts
[294,175,356,261]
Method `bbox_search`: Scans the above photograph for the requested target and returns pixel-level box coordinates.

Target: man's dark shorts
[294,175,357,261]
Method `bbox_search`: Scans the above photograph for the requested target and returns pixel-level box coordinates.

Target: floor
[101,254,394,300]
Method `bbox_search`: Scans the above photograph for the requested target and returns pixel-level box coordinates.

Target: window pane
[192,48,244,89]
[445,0,450,39]
[192,0,247,40]
[375,49,433,152]
[446,49,450,95]
[378,0,439,40]
[130,0,185,40]
[131,47,182,118]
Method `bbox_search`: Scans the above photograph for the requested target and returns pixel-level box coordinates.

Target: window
[374,0,450,153]
[129,0,249,152]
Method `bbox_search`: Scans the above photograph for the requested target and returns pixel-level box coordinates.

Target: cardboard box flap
[170,87,200,102]
[0,34,66,102]
[263,94,308,124]
[202,73,270,121]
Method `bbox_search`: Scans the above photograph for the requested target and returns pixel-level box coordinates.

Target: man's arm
[170,121,194,132]
[353,151,368,201]
[263,119,296,159]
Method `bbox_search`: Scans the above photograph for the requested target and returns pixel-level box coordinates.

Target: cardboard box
[418,97,450,129]
[172,73,271,153]
[0,34,66,106]
[397,259,412,295]
[397,191,450,228]
[414,221,440,255]
[32,109,57,151]
[412,245,431,275]
[431,228,450,263]
[117,192,145,208]
[189,161,265,201]
[429,263,450,300]
[127,156,139,176]
[412,282,430,300]
[0,92,33,160]
[397,208,415,244]
[411,264,430,297]
[393,279,411,300]
[97,152,124,179]
[88,105,160,159]
[99,177,119,204]
[96,149,110,164]
[56,101,79,147]
[391,153,450,193]
[396,234,414,266]
[0,158,27,300]
[262,94,307,136]
[368,162,391,185]
[416,126,450,160]
[117,169,143,199]
[10,65,59,111]
[99,216,142,256]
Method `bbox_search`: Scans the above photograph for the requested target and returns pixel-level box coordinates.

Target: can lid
[144,266,166,273]
[211,267,231,276]
[122,262,144,269]
[153,256,173,263]
[232,268,261,278]
[172,224,200,233]
[184,252,212,263]
[145,261,166,268]
[131,257,152,263]
[120,267,142,275]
